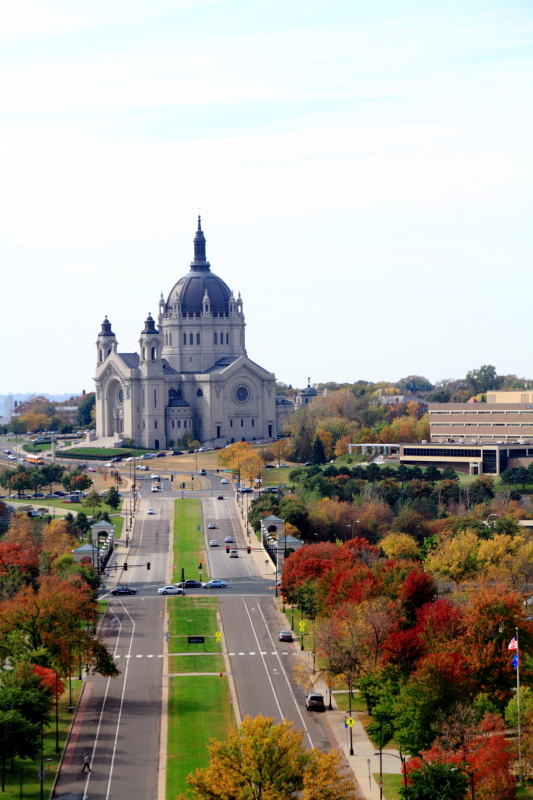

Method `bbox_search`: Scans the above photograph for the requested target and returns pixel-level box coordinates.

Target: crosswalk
[113,651,292,658]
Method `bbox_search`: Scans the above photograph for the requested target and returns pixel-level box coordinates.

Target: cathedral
[94,218,294,449]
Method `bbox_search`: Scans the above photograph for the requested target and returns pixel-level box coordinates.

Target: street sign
[188,636,205,644]
[197,525,201,531]
[215,631,222,642]
[346,717,355,727]
[172,564,176,569]
[298,621,306,631]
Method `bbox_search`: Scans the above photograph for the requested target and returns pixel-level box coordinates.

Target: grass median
[166,500,233,798]
[173,497,209,582]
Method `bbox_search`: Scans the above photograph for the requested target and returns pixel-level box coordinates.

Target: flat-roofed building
[429,403,533,444]
[399,441,533,476]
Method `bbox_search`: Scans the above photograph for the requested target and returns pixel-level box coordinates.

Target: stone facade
[94,218,293,448]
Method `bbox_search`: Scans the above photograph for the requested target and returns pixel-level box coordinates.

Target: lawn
[8,497,123,517]
[169,653,225,673]
[261,467,292,487]
[169,596,220,654]
[173,498,209,582]
[167,675,233,795]
[166,594,232,798]
[376,774,403,800]
[0,681,83,800]
[332,692,367,713]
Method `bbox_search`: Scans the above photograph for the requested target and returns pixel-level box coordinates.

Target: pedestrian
[81,752,91,773]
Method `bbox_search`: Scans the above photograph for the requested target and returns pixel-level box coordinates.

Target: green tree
[48,416,62,431]
[515,466,529,490]
[400,762,468,800]
[104,487,121,511]
[0,710,39,791]
[76,392,96,427]
[41,463,65,494]
[82,490,102,516]
[8,418,27,434]
[465,364,503,395]
[366,463,381,483]
[311,436,326,465]
[75,510,91,536]
[424,466,441,487]
[396,465,411,488]
[58,421,74,434]
[500,468,516,486]
[441,466,458,482]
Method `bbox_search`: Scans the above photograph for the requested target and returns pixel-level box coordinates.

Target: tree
[0,710,39,790]
[441,466,458,482]
[82,489,102,516]
[365,463,381,483]
[397,465,412,488]
[41,463,65,494]
[104,487,121,511]
[380,533,420,561]
[272,438,290,466]
[76,392,96,427]
[400,761,468,800]
[500,468,517,486]
[515,466,529,490]
[58,421,74,434]
[179,714,356,800]
[424,466,441,487]
[311,436,326,465]
[465,365,503,395]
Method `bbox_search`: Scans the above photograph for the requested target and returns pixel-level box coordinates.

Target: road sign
[215,631,222,642]
[197,525,201,531]
[346,717,355,727]
[298,621,306,631]
[188,636,205,644]
[172,564,176,569]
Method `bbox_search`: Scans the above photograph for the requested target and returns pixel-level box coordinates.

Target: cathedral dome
[166,217,231,315]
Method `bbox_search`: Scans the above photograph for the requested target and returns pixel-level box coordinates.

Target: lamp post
[54,671,59,753]
[451,766,476,800]
[374,751,407,788]
[347,675,354,756]
[20,759,51,800]
[344,524,351,543]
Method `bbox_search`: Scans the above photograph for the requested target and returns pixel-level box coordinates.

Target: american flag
[508,637,518,651]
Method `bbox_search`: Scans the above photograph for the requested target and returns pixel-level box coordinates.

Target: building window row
[213,332,229,345]
[183,333,201,345]
[164,332,173,346]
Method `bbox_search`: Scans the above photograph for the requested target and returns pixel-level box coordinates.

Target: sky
[1,0,532,394]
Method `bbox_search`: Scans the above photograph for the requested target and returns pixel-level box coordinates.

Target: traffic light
[247,546,251,554]
[182,482,185,489]
[199,562,202,571]
[226,545,230,553]
[216,468,219,473]
[123,563,128,571]
[191,474,194,481]
[147,562,151,570]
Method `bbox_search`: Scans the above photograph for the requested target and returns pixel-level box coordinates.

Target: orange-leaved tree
[178,714,357,800]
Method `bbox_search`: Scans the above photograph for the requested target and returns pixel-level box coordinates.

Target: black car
[188,449,195,454]
[156,452,166,457]
[171,450,184,455]
[176,579,203,589]
[217,495,224,500]
[305,693,325,712]
[111,456,123,462]
[110,586,137,596]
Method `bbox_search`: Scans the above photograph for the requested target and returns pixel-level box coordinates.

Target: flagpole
[517,626,523,787]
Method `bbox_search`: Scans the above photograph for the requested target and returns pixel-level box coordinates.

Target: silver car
[157,585,184,595]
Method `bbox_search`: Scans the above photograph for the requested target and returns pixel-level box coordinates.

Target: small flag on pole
[508,637,518,651]
[512,654,519,669]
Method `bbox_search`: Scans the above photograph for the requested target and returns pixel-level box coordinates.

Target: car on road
[151,474,159,479]
[31,492,45,498]
[176,579,203,588]
[4,450,11,454]
[104,462,113,467]
[240,487,252,493]
[87,467,96,472]
[136,465,149,470]
[110,586,137,596]
[155,452,166,457]
[202,580,228,588]
[208,522,217,529]
[7,455,16,460]
[279,630,294,642]
[224,536,233,543]
[143,453,156,459]
[147,508,155,514]
[170,450,183,455]
[264,464,276,469]
[209,539,218,547]
[158,585,184,595]
[217,495,224,500]
[220,478,228,484]
[305,693,325,712]
[229,549,238,558]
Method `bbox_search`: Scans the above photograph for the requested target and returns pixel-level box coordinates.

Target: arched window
[142,389,145,408]
[220,331,223,343]
[199,419,202,428]
[172,420,175,429]
[169,333,172,345]
[99,349,103,362]
[196,333,200,345]
[184,420,187,428]
[177,420,181,428]
[143,420,146,429]
[154,389,157,408]
[142,347,146,360]
[151,347,156,360]
[205,304,208,312]
[189,333,193,345]
[183,333,187,346]
[197,388,203,397]
[226,333,229,345]
[154,420,158,429]
[214,333,218,345]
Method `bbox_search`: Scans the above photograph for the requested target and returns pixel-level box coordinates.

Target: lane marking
[255,600,314,748]
[241,598,285,723]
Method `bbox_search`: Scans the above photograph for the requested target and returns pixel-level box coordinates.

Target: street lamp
[451,766,476,800]
[20,759,51,800]
[374,751,407,788]
[344,524,351,543]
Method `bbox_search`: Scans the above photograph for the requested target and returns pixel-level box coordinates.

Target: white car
[104,462,113,467]
[220,478,229,484]
[229,550,238,558]
[147,508,155,515]
[158,585,183,595]
[202,580,228,588]
[209,539,218,547]
[208,522,217,529]
[151,474,159,479]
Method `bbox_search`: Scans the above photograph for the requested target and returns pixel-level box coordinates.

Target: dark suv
[176,580,203,589]
[110,586,137,596]
[305,694,325,712]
